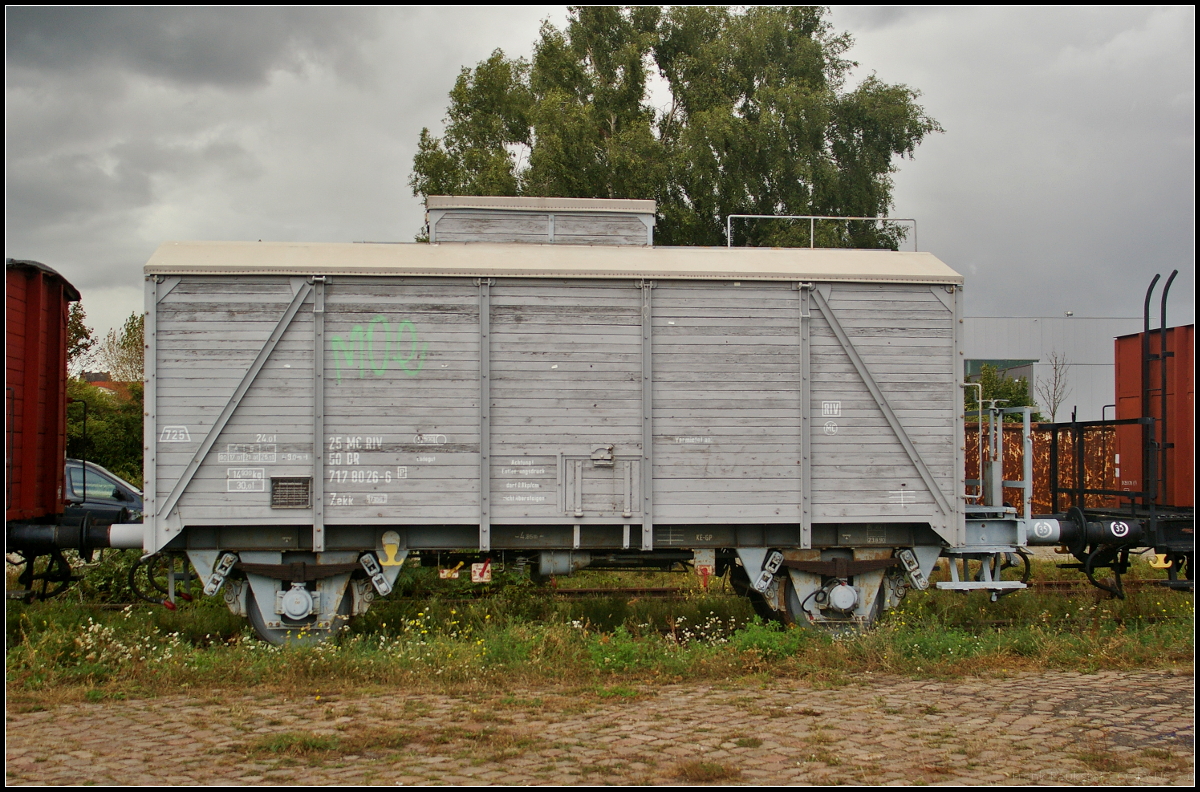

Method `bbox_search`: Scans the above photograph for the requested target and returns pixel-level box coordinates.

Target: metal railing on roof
[725,214,918,251]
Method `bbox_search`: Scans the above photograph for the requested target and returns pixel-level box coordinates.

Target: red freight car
[5,258,80,523]
[1037,271,1192,596]
[1114,324,1195,509]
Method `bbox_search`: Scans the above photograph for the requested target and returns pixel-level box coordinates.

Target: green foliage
[245,731,341,757]
[63,304,145,486]
[525,7,665,202]
[6,559,1191,698]
[357,565,755,640]
[728,618,816,659]
[70,550,142,604]
[588,626,674,672]
[66,302,95,375]
[66,378,144,488]
[965,363,1044,422]
[96,311,144,383]
[410,6,941,248]
[412,50,534,198]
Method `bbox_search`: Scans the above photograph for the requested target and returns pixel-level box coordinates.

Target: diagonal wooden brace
[156,282,314,527]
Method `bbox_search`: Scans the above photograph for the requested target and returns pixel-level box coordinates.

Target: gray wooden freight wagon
[143,197,966,642]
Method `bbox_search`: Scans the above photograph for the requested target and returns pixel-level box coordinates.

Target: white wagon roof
[145,241,962,285]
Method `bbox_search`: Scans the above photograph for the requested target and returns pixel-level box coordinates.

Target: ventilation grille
[271,477,311,509]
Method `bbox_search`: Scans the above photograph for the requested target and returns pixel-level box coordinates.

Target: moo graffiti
[331,317,427,383]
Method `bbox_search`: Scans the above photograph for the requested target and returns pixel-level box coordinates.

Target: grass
[674,759,742,782]
[1141,747,1191,774]
[1072,734,1133,774]
[801,749,844,766]
[5,558,1193,702]
[234,722,544,765]
[244,731,342,758]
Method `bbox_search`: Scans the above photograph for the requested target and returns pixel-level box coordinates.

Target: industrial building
[963,316,1144,421]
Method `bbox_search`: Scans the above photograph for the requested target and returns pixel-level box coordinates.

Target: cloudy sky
[6,6,1194,339]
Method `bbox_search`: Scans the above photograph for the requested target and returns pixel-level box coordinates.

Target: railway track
[500,578,1189,598]
[55,577,1190,610]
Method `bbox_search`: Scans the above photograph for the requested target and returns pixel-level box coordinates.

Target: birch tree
[95,312,144,383]
[1035,351,1072,422]
[410,6,941,248]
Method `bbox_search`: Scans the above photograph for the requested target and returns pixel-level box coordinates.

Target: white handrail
[725,214,917,251]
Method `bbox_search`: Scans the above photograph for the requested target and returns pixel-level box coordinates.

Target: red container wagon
[7,258,143,600]
[1038,271,1192,595]
[1114,324,1195,509]
[5,258,80,525]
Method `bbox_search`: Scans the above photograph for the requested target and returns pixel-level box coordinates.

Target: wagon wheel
[246,582,352,646]
[128,552,192,604]
[11,550,79,602]
[784,574,886,631]
[727,563,782,623]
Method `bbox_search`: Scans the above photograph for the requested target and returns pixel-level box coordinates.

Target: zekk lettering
[331,316,427,384]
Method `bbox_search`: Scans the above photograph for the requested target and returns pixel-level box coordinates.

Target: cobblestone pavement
[6,670,1193,786]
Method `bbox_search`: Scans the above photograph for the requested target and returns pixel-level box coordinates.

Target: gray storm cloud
[5,7,380,86]
[4,6,1194,339]
[830,5,1194,322]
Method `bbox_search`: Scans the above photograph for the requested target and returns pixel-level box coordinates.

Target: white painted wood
[150,259,963,547]
[432,210,652,246]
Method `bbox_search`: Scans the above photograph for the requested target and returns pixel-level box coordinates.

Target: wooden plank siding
[321,279,482,521]
[808,283,957,531]
[651,282,803,523]
[149,269,962,549]
[156,279,315,526]
[431,211,651,246]
[490,280,642,520]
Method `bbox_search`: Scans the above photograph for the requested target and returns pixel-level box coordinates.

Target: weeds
[237,722,534,764]
[1072,734,1132,773]
[339,725,420,754]
[674,759,742,782]
[244,731,341,758]
[5,560,1193,700]
[1142,747,1190,774]
[594,685,640,699]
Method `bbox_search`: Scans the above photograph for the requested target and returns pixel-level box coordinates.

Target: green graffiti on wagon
[330,316,428,383]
